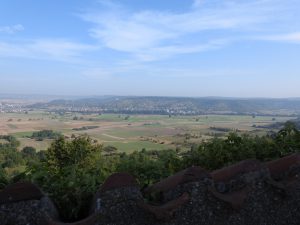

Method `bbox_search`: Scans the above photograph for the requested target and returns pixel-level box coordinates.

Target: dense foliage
[0,122,299,221]
[27,136,117,221]
[0,135,23,169]
[31,130,62,141]
[117,149,182,187]
[0,167,8,188]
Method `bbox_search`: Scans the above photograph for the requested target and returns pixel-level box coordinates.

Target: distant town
[1,95,300,116]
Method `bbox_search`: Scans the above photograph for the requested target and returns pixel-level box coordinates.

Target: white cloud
[1,0,299,70]
[0,24,24,34]
[31,39,96,59]
[133,39,230,62]
[0,39,97,63]
[258,32,300,44]
[80,0,300,61]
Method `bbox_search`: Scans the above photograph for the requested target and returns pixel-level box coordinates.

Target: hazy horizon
[1,92,300,101]
[1,0,300,97]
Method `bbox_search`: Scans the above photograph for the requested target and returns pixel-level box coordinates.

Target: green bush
[0,168,8,189]
[31,130,62,140]
[27,136,115,222]
[182,122,300,170]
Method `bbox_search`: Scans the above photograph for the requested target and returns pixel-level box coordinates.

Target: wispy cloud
[80,0,300,62]
[258,32,300,44]
[0,0,299,77]
[0,24,24,34]
[0,39,97,63]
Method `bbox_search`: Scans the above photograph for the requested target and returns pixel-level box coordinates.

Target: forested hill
[31,96,300,116]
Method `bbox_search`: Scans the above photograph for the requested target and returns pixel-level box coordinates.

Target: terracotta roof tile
[145,166,210,194]
[266,153,300,178]
[0,181,44,204]
[211,159,264,182]
[99,172,138,193]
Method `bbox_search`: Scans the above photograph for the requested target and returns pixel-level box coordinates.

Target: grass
[102,140,172,153]
[18,138,53,151]
[12,131,34,138]
[7,124,18,129]
[103,128,164,139]
[5,165,27,176]
[1,111,295,153]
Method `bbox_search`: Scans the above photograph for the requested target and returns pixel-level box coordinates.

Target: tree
[28,136,115,221]
[46,136,102,169]
[31,130,62,140]
[0,167,8,189]
[117,150,166,186]
[22,146,37,157]
[103,145,118,155]
[274,122,300,155]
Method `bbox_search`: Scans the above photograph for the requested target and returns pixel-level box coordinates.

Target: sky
[0,0,300,98]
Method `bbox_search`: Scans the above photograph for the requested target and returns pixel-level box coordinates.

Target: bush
[22,146,37,157]
[27,136,115,222]
[31,130,62,140]
[182,123,300,170]
[0,168,8,189]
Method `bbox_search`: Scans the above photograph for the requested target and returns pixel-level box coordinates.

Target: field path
[102,133,125,140]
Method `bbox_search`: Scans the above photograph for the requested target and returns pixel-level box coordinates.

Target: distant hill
[30,96,300,116]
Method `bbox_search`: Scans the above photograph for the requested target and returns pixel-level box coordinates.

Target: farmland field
[0,111,295,153]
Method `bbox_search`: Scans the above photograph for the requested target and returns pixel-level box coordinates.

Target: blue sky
[0,0,300,97]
